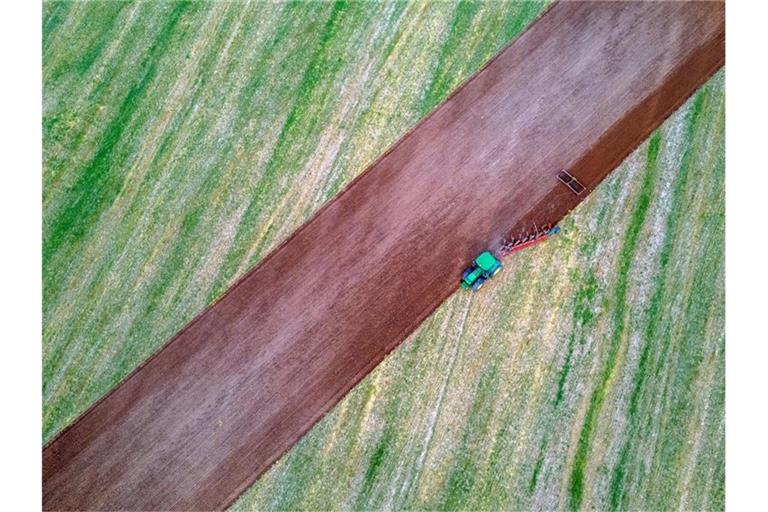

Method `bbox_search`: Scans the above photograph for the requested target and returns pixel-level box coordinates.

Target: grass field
[43,2,724,510]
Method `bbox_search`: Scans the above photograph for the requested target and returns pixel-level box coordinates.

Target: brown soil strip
[43,2,724,510]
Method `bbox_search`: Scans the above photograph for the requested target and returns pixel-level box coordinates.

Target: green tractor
[460,251,503,292]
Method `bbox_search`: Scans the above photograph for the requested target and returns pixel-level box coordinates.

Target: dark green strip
[607,88,710,510]
[419,0,482,116]
[215,1,357,286]
[567,129,663,510]
[43,1,194,271]
[438,364,499,510]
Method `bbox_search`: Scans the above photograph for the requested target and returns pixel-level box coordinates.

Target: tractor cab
[460,251,503,291]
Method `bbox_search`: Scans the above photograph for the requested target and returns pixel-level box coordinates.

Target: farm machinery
[460,225,560,292]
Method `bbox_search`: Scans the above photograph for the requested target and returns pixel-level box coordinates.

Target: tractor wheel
[472,278,485,292]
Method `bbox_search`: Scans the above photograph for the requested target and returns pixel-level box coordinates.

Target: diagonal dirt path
[43,2,724,510]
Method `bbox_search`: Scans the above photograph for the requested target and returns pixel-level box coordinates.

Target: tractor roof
[475,251,499,271]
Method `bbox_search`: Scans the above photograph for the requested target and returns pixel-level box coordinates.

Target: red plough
[499,225,561,258]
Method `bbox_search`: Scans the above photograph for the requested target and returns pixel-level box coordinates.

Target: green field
[43,2,724,510]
